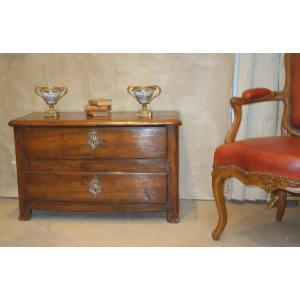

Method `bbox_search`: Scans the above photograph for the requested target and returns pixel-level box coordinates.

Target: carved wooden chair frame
[212,53,300,240]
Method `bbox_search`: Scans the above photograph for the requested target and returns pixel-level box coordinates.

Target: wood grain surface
[9,111,181,222]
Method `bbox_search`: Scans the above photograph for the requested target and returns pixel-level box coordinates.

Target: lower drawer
[26,172,167,204]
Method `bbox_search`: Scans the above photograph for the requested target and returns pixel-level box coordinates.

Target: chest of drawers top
[9,111,181,127]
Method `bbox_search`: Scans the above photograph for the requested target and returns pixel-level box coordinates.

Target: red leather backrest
[290,54,300,129]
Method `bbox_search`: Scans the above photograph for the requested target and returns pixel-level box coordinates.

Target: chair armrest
[232,89,284,105]
[224,89,285,143]
[242,88,273,100]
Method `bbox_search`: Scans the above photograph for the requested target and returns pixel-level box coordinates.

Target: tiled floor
[0,198,299,246]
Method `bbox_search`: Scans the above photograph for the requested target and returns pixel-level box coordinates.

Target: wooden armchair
[212,53,300,240]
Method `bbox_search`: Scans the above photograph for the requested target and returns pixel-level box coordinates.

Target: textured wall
[0,54,234,199]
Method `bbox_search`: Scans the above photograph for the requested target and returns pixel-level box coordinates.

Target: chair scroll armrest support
[224,89,285,144]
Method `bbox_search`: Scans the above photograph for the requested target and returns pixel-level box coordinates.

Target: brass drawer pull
[89,177,102,197]
[87,129,103,150]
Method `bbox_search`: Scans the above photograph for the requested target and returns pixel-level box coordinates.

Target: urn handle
[127,85,136,99]
[34,86,43,98]
[58,87,68,100]
[88,177,102,197]
[87,129,103,150]
[150,85,161,102]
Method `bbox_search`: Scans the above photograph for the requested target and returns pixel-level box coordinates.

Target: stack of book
[85,99,112,117]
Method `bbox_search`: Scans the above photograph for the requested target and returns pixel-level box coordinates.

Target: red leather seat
[214,136,300,180]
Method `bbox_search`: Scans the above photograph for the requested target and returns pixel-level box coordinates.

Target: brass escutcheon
[88,177,102,197]
[87,129,103,150]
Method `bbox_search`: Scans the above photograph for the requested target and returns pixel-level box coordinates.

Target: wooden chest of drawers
[9,112,181,223]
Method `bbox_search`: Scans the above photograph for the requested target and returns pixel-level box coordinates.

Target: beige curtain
[229,53,285,201]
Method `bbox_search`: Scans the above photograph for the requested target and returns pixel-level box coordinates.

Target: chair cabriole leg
[276,190,287,222]
[212,172,227,240]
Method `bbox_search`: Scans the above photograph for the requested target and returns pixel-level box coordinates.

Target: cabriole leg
[276,190,287,222]
[212,173,227,240]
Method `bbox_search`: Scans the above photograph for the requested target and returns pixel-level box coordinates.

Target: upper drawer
[24,127,166,159]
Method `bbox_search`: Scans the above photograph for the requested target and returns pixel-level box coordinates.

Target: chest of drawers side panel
[13,127,31,220]
[166,125,180,223]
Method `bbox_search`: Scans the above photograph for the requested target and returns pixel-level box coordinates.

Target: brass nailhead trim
[213,164,300,184]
